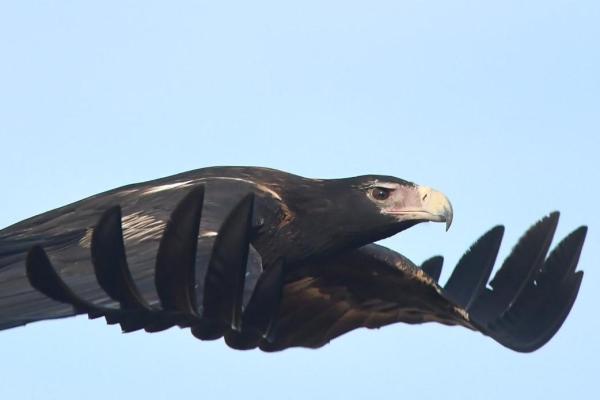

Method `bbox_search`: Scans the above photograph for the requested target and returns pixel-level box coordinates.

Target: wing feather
[444,226,503,308]
[262,214,585,352]
[420,256,443,282]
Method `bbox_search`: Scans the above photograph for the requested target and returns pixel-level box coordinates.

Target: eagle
[0,166,585,352]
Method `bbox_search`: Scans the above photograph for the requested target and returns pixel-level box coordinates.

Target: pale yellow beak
[383,185,453,231]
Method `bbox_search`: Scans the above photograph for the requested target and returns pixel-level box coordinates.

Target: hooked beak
[384,186,453,231]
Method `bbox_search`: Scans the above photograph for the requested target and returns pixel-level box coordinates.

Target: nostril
[422,193,428,201]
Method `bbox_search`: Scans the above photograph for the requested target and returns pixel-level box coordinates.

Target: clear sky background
[0,1,598,399]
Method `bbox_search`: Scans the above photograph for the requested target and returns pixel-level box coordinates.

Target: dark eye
[371,187,391,201]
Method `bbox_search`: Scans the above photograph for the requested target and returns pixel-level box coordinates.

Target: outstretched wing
[261,213,585,352]
[0,184,270,339]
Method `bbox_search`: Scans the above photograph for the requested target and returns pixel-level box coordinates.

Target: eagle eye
[371,187,391,201]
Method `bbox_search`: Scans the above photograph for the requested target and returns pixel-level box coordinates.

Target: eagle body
[0,166,585,352]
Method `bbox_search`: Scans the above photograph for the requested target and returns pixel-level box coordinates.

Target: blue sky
[0,1,598,399]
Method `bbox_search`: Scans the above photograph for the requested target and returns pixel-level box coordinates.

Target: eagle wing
[262,213,585,352]
[0,183,268,334]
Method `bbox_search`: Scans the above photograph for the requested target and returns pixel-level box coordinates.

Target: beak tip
[444,206,453,231]
[445,207,453,232]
